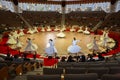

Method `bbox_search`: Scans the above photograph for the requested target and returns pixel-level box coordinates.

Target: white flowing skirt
[46,29,52,32]
[16,42,23,48]
[87,43,99,51]
[13,34,19,39]
[77,29,83,33]
[57,32,66,38]
[67,45,81,53]
[83,31,90,35]
[70,29,75,32]
[100,36,114,43]
[45,46,57,56]
[19,32,25,36]
[33,29,38,33]
[25,43,38,52]
[7,38,17,45]
[27,30,34,34]
[54,28,60,31]
[98,40,107,47]
[41,28,45,32]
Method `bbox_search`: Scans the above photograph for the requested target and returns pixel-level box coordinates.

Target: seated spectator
[67,55,75,62]
[55,56,60,59]
[98,53,105,61]
[5,53,13,61]
[13,54,23,63]
[48,56,53,60]
[105,57,109,62]
[60,56,66,62]
[23,53,30,61]
[74,55,80,62]
[87,54,95,62]
[80,55,86,62]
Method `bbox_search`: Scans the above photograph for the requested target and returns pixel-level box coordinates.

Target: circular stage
[11,31,115,56]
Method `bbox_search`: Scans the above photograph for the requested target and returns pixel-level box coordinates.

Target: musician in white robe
[41,27,45,32]
[33,27,38,33]
[56,30,66,38]
[83,27,90,35]
[19,29,25,36]
[27,28,34,34]
[54,26,60,31]
[46,26,52,32]
[77,26,83,33]
[70,26,75,32]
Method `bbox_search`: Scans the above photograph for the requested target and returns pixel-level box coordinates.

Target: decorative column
[61,0,66,28]
[110,0,118,13]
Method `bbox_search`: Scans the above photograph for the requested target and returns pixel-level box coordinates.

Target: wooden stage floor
[19,32,102,56]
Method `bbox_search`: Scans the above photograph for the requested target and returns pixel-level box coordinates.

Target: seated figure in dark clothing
[67,55,75,62]
[80,55,86,62]
[98,53,105,61]
[5,53,13,61]
[60,56,66,62]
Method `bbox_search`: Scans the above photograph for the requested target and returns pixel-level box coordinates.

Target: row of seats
[27,73,120,80]
[57,61,120,68]
[43,67,120,78]
[0,61,40,80]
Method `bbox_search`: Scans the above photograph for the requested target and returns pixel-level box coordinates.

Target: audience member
[5,53,13,61]
[13,54,23,63]
[23,53,30,61]
[98,53,105,61]
[80,55,86,62]
[87,54,95,62]
[60,56,66,62]
[67,55,75,62]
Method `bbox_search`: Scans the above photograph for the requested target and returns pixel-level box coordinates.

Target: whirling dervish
[33,27,39,33]
[99,32,108,48]
[100,27,114,43]
[67,37,81,54]
[27,28,34,34]
[45,39,57,57]
[46,26,52,32]
[56,30,66,38]
[70,26,75,32]
[24,38,38,53]
[54,25,60,31]
[83,27,90,35]
[100,27,108,41]
[15,37,23,50]
[41,26,45,32]
[7,31,17,45]
[19,28,25,36]
[13,30,19,39]
[77,26,83,33]
[87,36,100,53]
